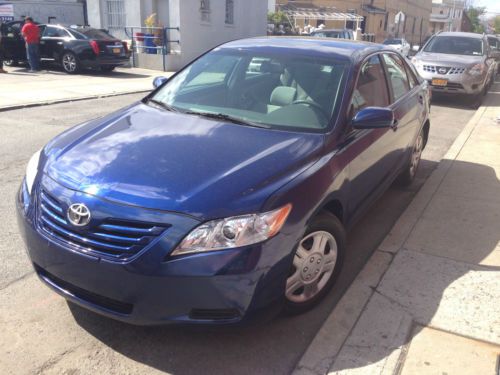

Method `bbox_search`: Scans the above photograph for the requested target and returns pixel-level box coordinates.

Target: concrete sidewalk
[0,66,174,111]
[295,87,500,374]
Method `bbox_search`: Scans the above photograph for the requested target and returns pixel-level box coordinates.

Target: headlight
[172,204,292,256]
[25,149,42,194]
[411,57,421,69]
[468,63,485,76]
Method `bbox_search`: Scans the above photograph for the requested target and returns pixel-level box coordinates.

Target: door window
[382,54,411,101]
[43,26,70,38]
[351,54,390,116]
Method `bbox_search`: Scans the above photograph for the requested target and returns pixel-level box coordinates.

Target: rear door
[1,21,26,60]
[381,53,422,168]
[40,25,70,60]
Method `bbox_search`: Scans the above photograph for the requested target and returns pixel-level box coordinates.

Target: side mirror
[351,107,395,130]
[152,76,168,88]
[412,45,420,52]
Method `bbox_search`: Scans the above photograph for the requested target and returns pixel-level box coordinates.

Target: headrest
[270,86,297,107]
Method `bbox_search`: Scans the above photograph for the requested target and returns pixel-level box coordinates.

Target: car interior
[157,53,348,130]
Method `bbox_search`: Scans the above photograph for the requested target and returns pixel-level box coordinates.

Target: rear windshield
[69,27,117,40]
[383,39,402,45]
[312,31,342,38]
[423,36,483,56]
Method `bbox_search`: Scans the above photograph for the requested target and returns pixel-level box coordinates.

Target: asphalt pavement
[0,93,477,374]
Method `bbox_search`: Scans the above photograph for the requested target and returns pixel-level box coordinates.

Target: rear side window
[382,54,410,101]
[351,55,390,115]
[43,27,70,38]
[74,28,117,40]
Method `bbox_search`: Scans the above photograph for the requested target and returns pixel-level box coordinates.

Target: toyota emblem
[67,203,91,226]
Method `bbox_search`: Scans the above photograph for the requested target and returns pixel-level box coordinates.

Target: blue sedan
[17,37,430,325]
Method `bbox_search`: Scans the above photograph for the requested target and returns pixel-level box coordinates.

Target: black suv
[0,22,130,73]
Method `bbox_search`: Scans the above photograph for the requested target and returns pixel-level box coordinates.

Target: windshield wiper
[146,98,180,113]
[183,111,270,129]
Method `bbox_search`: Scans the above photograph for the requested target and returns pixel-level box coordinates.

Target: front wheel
[61,52,80,74]
[284,212,345,314]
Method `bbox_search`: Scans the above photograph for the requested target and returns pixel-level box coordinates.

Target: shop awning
[280,4,363,22]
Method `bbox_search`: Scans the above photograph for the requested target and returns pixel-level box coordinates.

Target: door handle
[391,119,399,131]
[57,42,63,45]
[40,41,45,44]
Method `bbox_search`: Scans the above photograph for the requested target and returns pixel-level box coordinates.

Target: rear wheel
[284,212,345,314]
[3,59,18,67]
[397,128,424,186]
[61,52,80,74]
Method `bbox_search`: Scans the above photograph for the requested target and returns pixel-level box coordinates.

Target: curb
[293,103,486,375]
[0,89,151,112]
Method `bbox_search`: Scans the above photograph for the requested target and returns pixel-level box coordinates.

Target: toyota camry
[17,37,430,325]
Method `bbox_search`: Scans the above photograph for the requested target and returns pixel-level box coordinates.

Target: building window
[200,0,211,22]
[105,0,126,33]
[225,0,234,24]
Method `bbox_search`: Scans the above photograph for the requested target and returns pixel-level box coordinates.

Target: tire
[396,127,425,186]
[284,211,346,315]
[100,65,116,72]
[61,52,80,74]
[468,91,483,109]
[3,59,18,67]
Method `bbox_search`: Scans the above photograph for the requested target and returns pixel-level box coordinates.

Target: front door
[1,21,26,61]
[343,54,401,220]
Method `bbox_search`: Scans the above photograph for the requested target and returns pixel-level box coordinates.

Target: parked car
[310,28,354,40]
[411,32,496,107]
[1,22,130,73]
[17,38,430,325]
[486,34,500,73]
[382,38,411,57]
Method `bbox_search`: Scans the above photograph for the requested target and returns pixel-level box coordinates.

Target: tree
[466,6,486,33]
[494,16,500,34]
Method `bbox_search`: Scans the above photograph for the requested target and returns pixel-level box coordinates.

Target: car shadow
[6,64,152,78]
[68,159,498,374]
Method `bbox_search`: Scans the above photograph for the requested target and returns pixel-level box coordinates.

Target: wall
[12,0,84,24]
[169,0,267,70]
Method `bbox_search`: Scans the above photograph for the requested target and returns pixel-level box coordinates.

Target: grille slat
[38,190,169,259]
[423,65,466,75]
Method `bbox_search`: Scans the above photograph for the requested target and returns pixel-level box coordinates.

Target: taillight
[89,40,100,55]
[122,41,129,53]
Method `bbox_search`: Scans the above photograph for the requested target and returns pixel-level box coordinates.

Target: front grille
[34,263,133,315]
[423,65,465,75]
[38,190,169,260]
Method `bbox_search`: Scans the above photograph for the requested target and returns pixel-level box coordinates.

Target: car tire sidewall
[396,127,425,187]
[284,211,346,315]
[3,59,18,67]
[61,52,80,74]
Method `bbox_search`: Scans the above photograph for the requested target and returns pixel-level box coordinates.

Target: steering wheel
[292,100,329,119]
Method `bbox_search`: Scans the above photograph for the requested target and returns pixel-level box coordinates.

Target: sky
[475,0,500,17]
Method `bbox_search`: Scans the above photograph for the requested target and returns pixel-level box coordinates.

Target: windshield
[383,39,402,45]
[150,49,348,131]
[423,36,483,56]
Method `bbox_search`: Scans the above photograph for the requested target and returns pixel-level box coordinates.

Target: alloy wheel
[286,231,338,303]
[409,133,424,178]
[62,53,77,73]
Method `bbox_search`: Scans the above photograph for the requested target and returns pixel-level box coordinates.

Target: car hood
[44,103,324,220]
[416,52,483,66]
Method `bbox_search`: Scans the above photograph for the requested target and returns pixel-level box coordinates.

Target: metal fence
[125,26,180,71]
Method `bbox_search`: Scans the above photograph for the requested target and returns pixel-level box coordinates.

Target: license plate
[432,78,448,86]
[112,48,121,54]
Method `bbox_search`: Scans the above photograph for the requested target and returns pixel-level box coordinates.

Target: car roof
[311,29,351,32]
[436,31,484,39]
[221,37,390,63]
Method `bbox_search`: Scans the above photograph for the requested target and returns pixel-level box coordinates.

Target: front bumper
[415,67,486,95]
[16,177,292,325]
